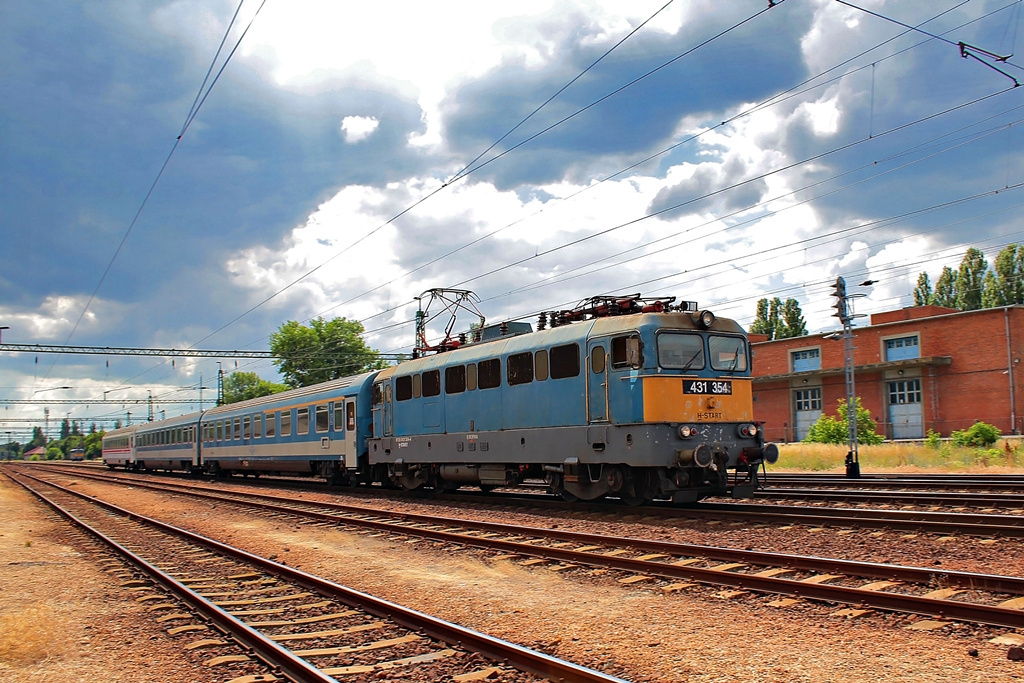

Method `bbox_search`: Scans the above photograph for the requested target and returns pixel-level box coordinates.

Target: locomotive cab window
[422,370,441,397]
[445,365,466,394]
[658,332,705,370]
[590,345,606,374]
[395,376,412,401]
[507,352,534,385]
[709,335,748,372]
[550,343,580,379]
[611,334,642,369]
[478,358,501,389]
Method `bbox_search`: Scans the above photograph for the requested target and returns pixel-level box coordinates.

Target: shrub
[803,397,884,445]
[924,429,942,450]
[950,421,1001,448]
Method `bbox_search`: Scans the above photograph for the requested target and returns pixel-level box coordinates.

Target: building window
[885,335,919,361]
[888,379,922,404]
[791,348,821,373]
[794,388,822,411]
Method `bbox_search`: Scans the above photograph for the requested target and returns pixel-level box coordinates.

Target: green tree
[59,417,71,440]
[750,298,781,340]
[778,298,807,339]
[27,426,45,451]
[221,371,289,405]
[270,317,386,388]
[83,430,104,459]
[955,247,987,311]
[912,272,933,306]
[803,397,883,445]
[982,243,1024,307]
[932,266,958,308]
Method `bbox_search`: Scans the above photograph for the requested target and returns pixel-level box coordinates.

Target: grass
[768,439,1024,473]
[0,604,67,666]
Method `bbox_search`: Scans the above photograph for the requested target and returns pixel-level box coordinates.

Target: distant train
[103,294,778,504]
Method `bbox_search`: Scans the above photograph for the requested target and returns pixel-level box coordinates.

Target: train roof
[102,424,140,438]
[202,369,379,417]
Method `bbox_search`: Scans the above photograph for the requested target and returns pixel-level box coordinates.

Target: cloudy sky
[2,0,1023,437]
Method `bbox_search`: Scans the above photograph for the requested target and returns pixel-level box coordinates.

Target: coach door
[587,339,609,422]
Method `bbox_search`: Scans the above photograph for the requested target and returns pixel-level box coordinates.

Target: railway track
[22,464,1024,631]
[7,468,628,683]
[763,472,1024,492]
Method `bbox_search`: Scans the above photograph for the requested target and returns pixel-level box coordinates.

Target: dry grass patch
[0,604,69,667]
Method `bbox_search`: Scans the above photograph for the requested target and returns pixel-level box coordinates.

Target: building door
[793,387,822,441]
[888,378,923,439]
[587,339,609,422]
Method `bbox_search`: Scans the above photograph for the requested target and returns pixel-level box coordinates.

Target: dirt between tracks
[0,473,207,682]
[50,475,1024,683]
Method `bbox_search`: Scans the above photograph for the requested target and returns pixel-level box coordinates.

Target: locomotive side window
[315,405,330,433]
[423,370,441,397]
[297,407,310,435]
[396,376,413,401]
[413,374,422,399]
[507,352,534,386]
[591,346,606,374]
[550,343,580,379]
[280,411,292,437]
[265,413,276,437]
[334,402,344,431]
[709,335,748,371]
[478,358,501,389]
[658,333,705,370]
[535,349,549,381]
[611,334,642,369]
[466,363,477,390]
[445,365,466,394]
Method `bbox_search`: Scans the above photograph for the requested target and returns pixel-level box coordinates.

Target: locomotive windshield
[657,332,705,370]
[709,335,748,372]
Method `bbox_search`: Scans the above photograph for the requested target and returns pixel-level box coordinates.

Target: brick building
[751,305,1024,442]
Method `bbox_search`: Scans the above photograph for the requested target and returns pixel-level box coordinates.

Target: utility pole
[830,277,876,478]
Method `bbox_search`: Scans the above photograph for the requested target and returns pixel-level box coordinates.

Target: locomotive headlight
[679,425,696,439]
[737,423,758,438]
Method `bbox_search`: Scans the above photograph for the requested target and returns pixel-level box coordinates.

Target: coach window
[535,350,549,381]
[315,405,330,433]
[281,411,292,437]
[216,420,223,441]
[591,346,606,374]
[466,363,477,391]
[233,418,241,440]
[265,413,276,438]
[334,402,345,432]
[423,370,441,397]
[413,373,422,399]
[297,407,309,435]
[445,365,466,394]
[550,343,580,379]
[396,376,413,401]
[508,352,534,386]
[611,334,642,369]
[346,401,356,431]
[243,417,251,440]
[254,414,262,439]
[478,358,501,389]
